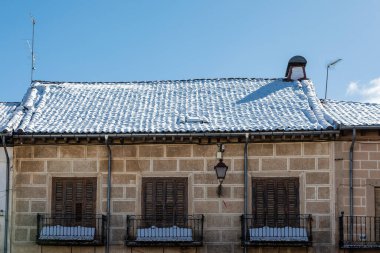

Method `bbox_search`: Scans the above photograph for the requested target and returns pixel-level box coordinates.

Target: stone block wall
[12,142,334,253]
[336,140,380,217]
[333,136,380,253]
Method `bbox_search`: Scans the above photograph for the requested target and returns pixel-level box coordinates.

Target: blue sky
[1,0,379,103]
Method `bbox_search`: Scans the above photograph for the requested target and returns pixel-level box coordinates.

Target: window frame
[51,177,97,222]
[141,177,188,225]
[251,177,300,227]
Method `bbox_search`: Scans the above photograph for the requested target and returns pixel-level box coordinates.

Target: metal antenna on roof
[28,15,36,84]
[324,58,342,100]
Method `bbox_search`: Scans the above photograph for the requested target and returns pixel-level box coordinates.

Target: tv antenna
[324,58,342,100]
[28,15,36,84]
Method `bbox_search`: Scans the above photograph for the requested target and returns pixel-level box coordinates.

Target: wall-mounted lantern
[214,144,228,197]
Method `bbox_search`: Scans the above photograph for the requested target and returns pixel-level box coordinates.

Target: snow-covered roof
[322,99,380,127]
[0,102,21,133]
[14,78,335,134]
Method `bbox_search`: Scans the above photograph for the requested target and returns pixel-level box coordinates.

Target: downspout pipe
[1,135,10,253]
[349,128,356,241]
[105,136,112,253]
[243,133,249,253]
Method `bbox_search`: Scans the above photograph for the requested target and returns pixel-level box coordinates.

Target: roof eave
[340,125,380,130]
[13,130,340,139]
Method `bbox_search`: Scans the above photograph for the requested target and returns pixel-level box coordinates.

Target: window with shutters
[52,177,97,226]
[142,177,187,226]
[252,177,300,227]
[375,187,380,241]
[375,187,380,218]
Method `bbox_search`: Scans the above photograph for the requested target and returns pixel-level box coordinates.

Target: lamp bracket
[217,143,225,160]
[217,184,223,197]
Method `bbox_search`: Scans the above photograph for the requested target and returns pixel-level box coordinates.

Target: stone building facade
[334,130,380,251]
[11,141,336,253]
[5,58,380,253]
[336,130,380,216]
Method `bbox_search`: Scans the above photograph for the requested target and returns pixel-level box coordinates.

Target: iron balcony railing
[125,215,204,247]
[241,214,313,247]
[339,212,380,249]
[36,213,107,246]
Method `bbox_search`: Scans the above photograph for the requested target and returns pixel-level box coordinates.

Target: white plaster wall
[0,147,12,253]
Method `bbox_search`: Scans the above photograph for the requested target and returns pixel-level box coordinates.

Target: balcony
[36,214,106,246]
[125,215,204,247]
[339,212,380,249]
[241,214,313,247]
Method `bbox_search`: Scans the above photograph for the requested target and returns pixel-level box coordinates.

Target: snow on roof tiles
[0,102,21,133]
[15,78,335,134]
[322,99,380,127]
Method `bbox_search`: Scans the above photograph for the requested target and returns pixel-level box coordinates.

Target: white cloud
[345,78,380,103]
[346,82,359,95]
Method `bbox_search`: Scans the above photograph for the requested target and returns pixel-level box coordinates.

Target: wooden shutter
[53,180,64,216]
[65,181,74,216]
[252,179,266,227]
[175,179,187,223]
[142,178,188,226]
[252,177,299,227]
[375,187,380,241]
[155,180,165,224]
[83,178,96,226]
[52,178,97,225]
[266,179,276,227]
[287,178,299,226]
[375,187,380,217]
[165,180,175,221]
[276,180,287,227]
[143,180,155,225]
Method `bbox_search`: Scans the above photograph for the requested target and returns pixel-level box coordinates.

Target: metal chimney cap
[288,55,307,65]
[285,56,307,78]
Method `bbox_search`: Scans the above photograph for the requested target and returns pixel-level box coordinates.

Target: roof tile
[322,99,380,127]
[14,78,334,134]
[0,102,21,133]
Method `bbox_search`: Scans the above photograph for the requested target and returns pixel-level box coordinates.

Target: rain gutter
[13,130,339,139]
[349,128,356,242]
[243,133,249,253]
[340,125,380,130]
[1,135,10,253]
[105,135,112,253]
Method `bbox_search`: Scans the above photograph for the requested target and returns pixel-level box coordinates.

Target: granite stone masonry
[11,142,335,253]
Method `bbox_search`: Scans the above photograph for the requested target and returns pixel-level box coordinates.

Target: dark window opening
[252,177,300,227]
[52,177,96,226]
[142,177,188,226]
[36,177,106,245]
[375,187,380,242]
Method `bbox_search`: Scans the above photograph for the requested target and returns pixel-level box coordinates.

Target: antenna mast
[30,16,36,83]
[324,58,342,100]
